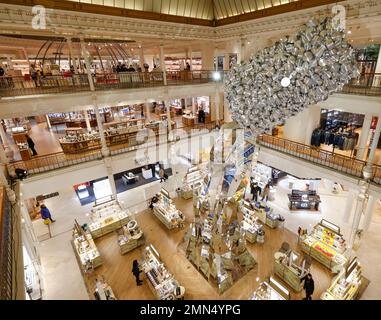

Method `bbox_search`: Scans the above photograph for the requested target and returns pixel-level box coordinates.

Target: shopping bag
[43,218,51,225]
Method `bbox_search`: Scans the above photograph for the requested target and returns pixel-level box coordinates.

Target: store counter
[182,115,196,126]
[288,190,321,211]
[321,257,364,300]
[117,220,145,255]
[274,250,309,292]
[88,198,130,239]
[142,245,184,300]
[250,277,290,300]
[300,219,347,272]
[152,189,185,230]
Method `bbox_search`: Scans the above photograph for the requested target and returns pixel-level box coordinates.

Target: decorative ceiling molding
[0,0,379,42]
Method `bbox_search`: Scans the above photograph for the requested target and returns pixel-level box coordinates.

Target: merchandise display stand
[94,276,117,300]
[321,257,365,300]
[142,245,185,300]
[181,166,204,200]
[152,188,185,230]
[288,190,321,211]
[117,219,145,255]
[300,219,347,272]
[250,201,284,229]
[274,250,309,292]
[240,200,265,243]
[250,277,290,300]
[72,220,102,272]
[88,197,131,239]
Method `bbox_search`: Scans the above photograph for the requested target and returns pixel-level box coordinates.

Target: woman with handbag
[40,204,56,223]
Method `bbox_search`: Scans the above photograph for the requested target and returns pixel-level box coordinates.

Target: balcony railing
[257,134,381,185]
[7,122,218,176]
[0,70,223,98]
[341,73,381,96]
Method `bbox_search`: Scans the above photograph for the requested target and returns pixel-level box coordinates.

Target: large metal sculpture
[225,17,359,137]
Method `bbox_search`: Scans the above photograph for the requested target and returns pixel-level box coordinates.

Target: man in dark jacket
[132,260,143,286]
[25,134,37,156]
[301,273,315,300]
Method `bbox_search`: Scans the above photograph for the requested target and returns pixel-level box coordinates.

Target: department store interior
[1,0,381,302]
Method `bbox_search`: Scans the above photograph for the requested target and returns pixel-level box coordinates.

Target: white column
[356,114,372,160]
[66,37,74,72]
[189,47,193,71]
[0,144,9,164]
[304,105,321,145]
[343,189,356,223]
[45,115,52,130]
[84,110,91,132]
[94,104,110,157]
[215,91,220,121]
[0,121,10,146]
[192,97,197,115]
[347,185,367,257]
[165,101,172,134]
[139,46,145,70]
[361,195,376,231]
[79,37,95,90]
[22,48,30,65]
[145,103,151,121]
[210,95,216,121]
[367,115,381,165]
[201,44,215,70]
[159,44,167,85]
[103,157,117,200]
[373,46,381,86]
[223,53,230,71]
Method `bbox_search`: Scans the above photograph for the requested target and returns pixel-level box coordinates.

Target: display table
[152,188,185,230]
[142,245,184,300]
[117,219,145,255]
[250,277,290,300]
[182,115,196,126]
[300,219,347,273]
[321,257,364,300]
[88,198,130,239]
[288,190,321,210]
[72,226,102,271]
[240,200,265,243]
[274,250,309,292]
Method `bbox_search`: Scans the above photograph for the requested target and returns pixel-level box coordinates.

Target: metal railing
[0,70,222,97]
[7,122,218,176]
[257,134,381,185]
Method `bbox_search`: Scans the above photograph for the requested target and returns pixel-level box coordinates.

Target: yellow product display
[322,229,334,246]
[312,241,336,259]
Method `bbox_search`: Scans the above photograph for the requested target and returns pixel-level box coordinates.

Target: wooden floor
[82,197,333,300]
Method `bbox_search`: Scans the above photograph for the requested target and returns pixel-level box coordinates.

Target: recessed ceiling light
[347,30,352,34]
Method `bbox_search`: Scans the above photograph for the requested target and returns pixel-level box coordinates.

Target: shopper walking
[301,273,315,300]
[158,166,166,183]
[40,204,56,223]
[132,260,143,286]
[261,183,271,202]
[25,134,37,156]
